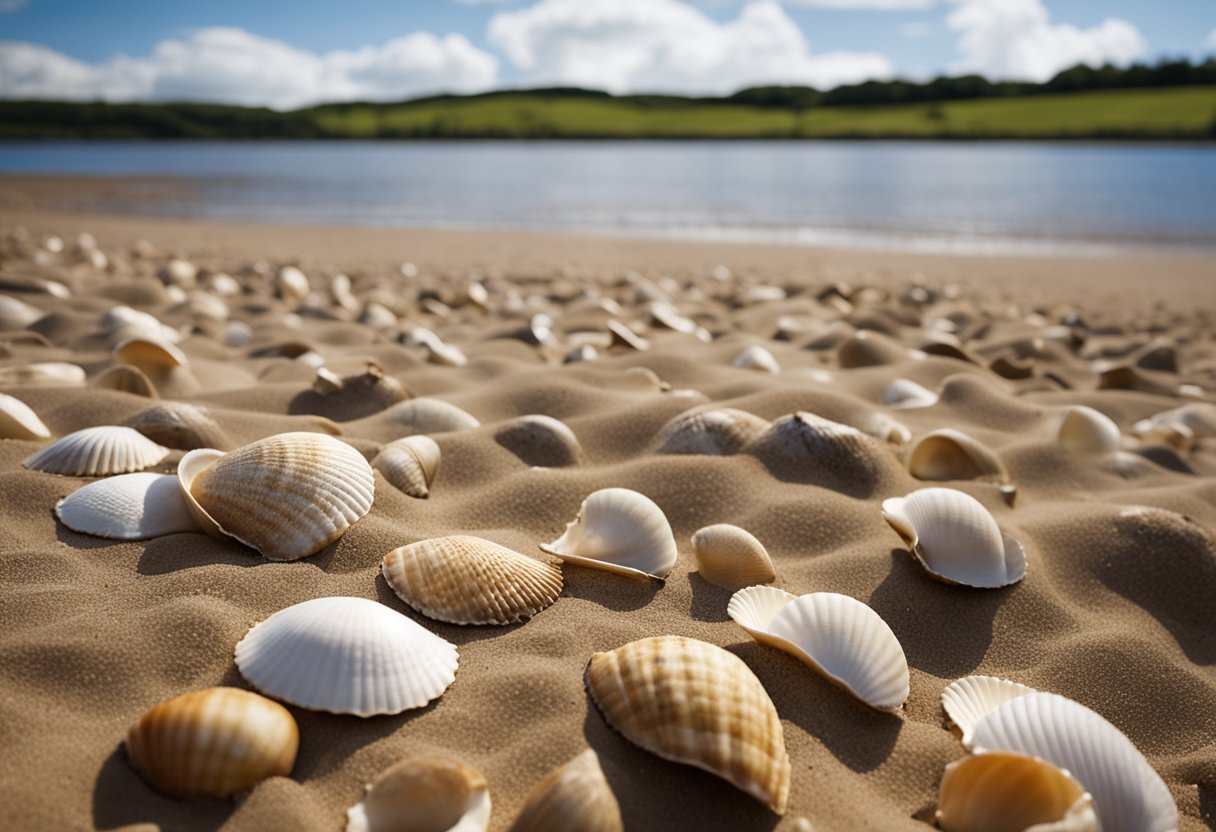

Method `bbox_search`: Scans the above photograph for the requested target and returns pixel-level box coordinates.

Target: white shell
[234,596,459,716]
[970,692,1178,832]
[691,524,775,590]
[345,757,490,832]
[55,472,198,539]
[882,488,1027,588]
[1057,406,1120,455]
[937,752,1097,832]
[883,378,938,409]
[0,392,51,440]
[540,487,677,580]
[0,293,43,329]
[655,408,769,456]
[732,345,780,374]
[941,675,1037,748]
[0,362,86,387]
[275,266,310,302]
[387,398,480,434]
[727,587,909,712]
[1133,403,1216,440]
[374,435,440,498]
[25,426,170,476]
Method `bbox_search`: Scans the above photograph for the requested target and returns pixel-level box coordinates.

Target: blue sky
[1,0,1213,109]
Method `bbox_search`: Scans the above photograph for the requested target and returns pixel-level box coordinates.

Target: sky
[0,0,1213,110]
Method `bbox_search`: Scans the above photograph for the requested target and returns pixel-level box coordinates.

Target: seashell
[801,320,855,351]
[906,429,1014,502]
[606,320,649,351]
[837,330,908,368]
[937,752,1096,832]
[126,687,298,799]
[345,757,490,832]
[56,472,198,539]
[990,354,1035,380]
[221,320,253,347]
[565,344,598,364]
[1057,406,1120,455]
[970,692,1177,832]
[159,258,197,287]
[275,266,310,303]
[294,362,409,422]
[387,398,480,434]
[234,596,458,716]
[882,378,938,409]
[374,435,440,498]
[1096,365,1176,397]
[0,392,51,440]
[1132,340,1177,373]
[650,302,697,334]
[655,408,768,456]
[731,345,779,374]
[0,361,86,387]
[941,675,1037,748]
[125,402,230,451]
[1133,403,1216,441]
[93,364,159,398]
[113,335,200,398]
[25,426,169,476]
[585,635,790,814]
[508,749,622,832]
[181,432,374,561]
[862,412,912,446]
[540,488,677,581]
[691,524,775,590]
[383,535,563,626]
[882,487,1027,588]
[743,412,894,494]
[494,414,584,467]
[727,587,909,712]
[0,293,44,329]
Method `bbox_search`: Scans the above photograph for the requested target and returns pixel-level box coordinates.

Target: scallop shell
[126,687,298,798]
[585,635,790,814]
[508,749,622,832]
[93,364,159,398]
[882,378,938,409]
[906,429,1015,502]
[941,675,1037,748]
[539,488,678,581]
[383,535,563,625]
[125,402,231,451]
[1057,406,1120,455]
[374,435,440,498]
[882,488,1026,588]
[744,412,894,494]
[0,392,51,440]
[691,524,775,590]
[183,432,375,561]
[55,472,198,539]
[837,331,908,368]
[494,415,584,467]
[970,692,1177,832]
[346,757,490,832]
[0,361,86,387]
[234,596,458,716]
[654,408,769,455]
[727,587,909,712]
[387,398,480,434]
[937,752,1097,832]
[732,345,780,374]
[25,426,170,476]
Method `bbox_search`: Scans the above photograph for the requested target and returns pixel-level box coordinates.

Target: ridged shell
[586,636,789,814]
[387,398,480,434]
[732,345,780,374]
[0,361,86,387]
[55,472,198,539]
[727,587,909,712]
[837,331,908,368]
[970,692,1177,832]
[937,753,1096,832]
[374,435,440,498]
[508,749,622,832]
[691,524,775,590]
[494,415,584,467]
[540,488,678,581]
[1057,406,1120,455]
[25,425,170,476]
[93,364,159,398]
[654,408,769,455]
[383,535,563,625]
[0,392,51,440]
[744,412,894,493]
[185,432,375,561]
[883,378,938,409]
[125,402,231,451]
[941,675,1037,748]
[906,429,1013,499]
[346,757,491,832]
[234,596,458,716]
[126,687,298,798]
[882,488,1027,588]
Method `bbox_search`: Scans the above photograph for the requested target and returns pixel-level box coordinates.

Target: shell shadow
[137,533,262,575]
[54,521,129,550]
[1131,446,1194,475]
[555,567,662,613]
[92,746,233,832]
[371,573,524,646]
[288,705,432,782]
[688,572,733,622]
[1198,782,1216,830]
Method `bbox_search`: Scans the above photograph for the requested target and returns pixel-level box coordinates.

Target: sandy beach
[1,187,1214,832]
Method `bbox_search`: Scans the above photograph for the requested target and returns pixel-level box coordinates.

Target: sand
[0,198,1214,832]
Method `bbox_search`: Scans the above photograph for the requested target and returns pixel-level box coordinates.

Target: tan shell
[540,487,678,581]
[655,408,769,456]
[387,398,480,434]
[374,435,440,498]
[691,524,775,590]
[732,345,780,374]
[345,757,490,832]
[113,335,200,398]
[1057,406,1120,455]
[744,411,895,494]
[183,432,375,561]
[585,635,790,815]
[906,429,1015,503]
[508,749,622,832]
[383,535,563,625]
[0,392,51,440]
[493,414,584,467]
[93,364,159,398]
[125,402,231,451]
[25,425,170,476]
[937,753,1096,832]
[126,687,298,798]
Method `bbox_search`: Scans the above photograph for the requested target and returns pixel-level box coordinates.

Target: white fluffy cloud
[947,0,1146,82]
[489,0,893,94]
[0,27,498,109]
[785,0,934,9]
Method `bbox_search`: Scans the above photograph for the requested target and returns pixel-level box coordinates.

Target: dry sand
[0,199,1214,832]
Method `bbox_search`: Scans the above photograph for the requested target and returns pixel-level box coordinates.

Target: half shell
[113,335,200,398]
[387,398,480,434]
[1057,406,1120,455]
[24,425,170,476]
[906,429,1014,502]
[125,401,231,451]
[0,392,51,440]
[374,435,440,498]
[654,408,768,456]
[585,635,790,814]
[234,596,458,716]
[691,524,775,590]
[493,415,584,467]
[539,488,678,581]
[55,472,198,539]
[93,365,159,398]
[508,749,622,832]
[937,752,1096,832]
[732,345,780,374]
[346,757,490,832]
[941,675,1037,748]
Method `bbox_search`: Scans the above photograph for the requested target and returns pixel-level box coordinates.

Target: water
[2,141,1214,255]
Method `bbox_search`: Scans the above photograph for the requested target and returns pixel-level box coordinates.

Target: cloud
[784,0,934,9]
[1206,27,1216,50]
[0,27,498,109]
[947,0,1146,82]
[0,0,28,12]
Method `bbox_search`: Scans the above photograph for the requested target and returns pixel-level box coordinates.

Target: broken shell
[732,345,779,374]
[0,392,51,440]
[508,749,622,832]
[691,524,775,590]
[883,378,938,409]
[654,408,769,456]
[0,361,86,387]
[234,596,458,716]
[382,535,563,626]
[585,635,790,815]
[1057,406,1120,455]
[374,435,440,498]
[25,425,170,476]
[345,757,490,832]
[493,414,584,467]
[882,487,1027,588]
[744,412,895,494]
[941,675,1037,748]
[906,429,1014,502]
[540,488,677,581]
[93,365,159,398]
[937,752,1096,832]
[727,587,909,712]
[126,687,298,799]
[56,472,198,539]
[183,432,375,561]
[125,402,231,451]
[386,398,480,434]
